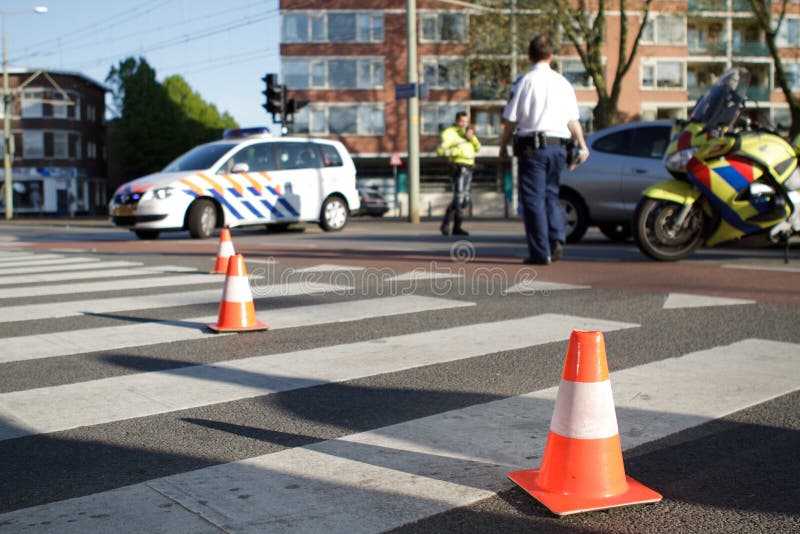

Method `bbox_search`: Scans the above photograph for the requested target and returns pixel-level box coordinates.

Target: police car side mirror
[231,162,250,173]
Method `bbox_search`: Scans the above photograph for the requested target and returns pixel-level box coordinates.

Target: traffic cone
[508,330,661,516]
[212,228,235,274]
[207,254,268,333]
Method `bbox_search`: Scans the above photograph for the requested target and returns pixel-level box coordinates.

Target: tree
[106,58,240,181]
[747,0,800,138]
[163,75,238,145]
[551,0,653,129]
[106,57,191,180]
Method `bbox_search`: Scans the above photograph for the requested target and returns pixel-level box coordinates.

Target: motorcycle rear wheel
[633,198,705,261]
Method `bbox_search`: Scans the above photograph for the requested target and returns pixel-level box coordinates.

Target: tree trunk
[593,98,617,130]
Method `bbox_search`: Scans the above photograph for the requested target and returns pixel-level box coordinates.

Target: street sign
[395,83,417,100]
[390,152,402,166]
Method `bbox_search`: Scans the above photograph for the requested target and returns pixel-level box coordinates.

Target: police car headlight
[665,147,698,172]
[142,187,174,201]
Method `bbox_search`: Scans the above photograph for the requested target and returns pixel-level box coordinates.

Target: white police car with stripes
[109,128,360,239]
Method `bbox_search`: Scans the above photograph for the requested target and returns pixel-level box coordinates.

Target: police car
[109,127,360,239]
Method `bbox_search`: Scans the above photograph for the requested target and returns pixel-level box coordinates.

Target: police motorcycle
[633,67,800,261]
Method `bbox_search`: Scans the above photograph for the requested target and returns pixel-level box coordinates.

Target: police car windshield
[162,143,238,172]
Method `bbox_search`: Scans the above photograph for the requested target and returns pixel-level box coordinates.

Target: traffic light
[261,73,284,118]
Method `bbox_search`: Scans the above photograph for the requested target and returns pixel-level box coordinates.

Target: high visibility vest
[437,126,481,166]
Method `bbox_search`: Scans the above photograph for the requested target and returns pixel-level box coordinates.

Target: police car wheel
[319,196,348,232]
[187,199,217,239]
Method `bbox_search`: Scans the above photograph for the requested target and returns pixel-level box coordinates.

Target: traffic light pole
[406,0,420,224]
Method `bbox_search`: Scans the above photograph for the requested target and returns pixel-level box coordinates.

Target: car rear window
[591,125,671,159]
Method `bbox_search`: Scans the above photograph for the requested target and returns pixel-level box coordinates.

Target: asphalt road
[0,217,797,533]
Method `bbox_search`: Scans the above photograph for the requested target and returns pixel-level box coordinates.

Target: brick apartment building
[278,0,800,216]
[1,69,107,216]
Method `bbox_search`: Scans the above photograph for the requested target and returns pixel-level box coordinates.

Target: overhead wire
[12,0,174,61]
[72,7,279,71]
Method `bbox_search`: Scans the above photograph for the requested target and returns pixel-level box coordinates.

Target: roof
[6,68,108,92]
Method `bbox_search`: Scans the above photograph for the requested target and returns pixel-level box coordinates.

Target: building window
[777,18,800,48]
[23,131,44,158]
[421,103,467,135]
[642,14,687,45]
[293,105,385,136]
[422,58,467,89]
[641,61,685,89]
[472,109,502,138]
[556,58,593,88]
[86,104,97,122]
[781,62,800,92]
[21,90,45,118]
[283,58,384,90]
[54,132,68,158]
[283,11,383,43]
[87,141,97,159]
[52,93,68,119]
[420,12,466,42]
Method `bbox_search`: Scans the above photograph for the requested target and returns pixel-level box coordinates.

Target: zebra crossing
[0,250,797,532]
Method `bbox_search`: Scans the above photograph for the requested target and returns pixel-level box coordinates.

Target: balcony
[688,0,727,11]
[745,86,771,101]
[688,86,711,100]
[732,0,765,11]
[688,41,727,56]
[732,41,770,56]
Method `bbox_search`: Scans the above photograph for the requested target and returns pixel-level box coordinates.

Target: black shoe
[452,228,469,236]
[440,222,451,236]
[523,256,551,265]
[550,240,563,262]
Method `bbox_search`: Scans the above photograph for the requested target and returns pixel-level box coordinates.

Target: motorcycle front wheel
[633,198,705,261]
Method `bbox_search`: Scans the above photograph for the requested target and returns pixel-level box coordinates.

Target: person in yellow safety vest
[437,111,481,236]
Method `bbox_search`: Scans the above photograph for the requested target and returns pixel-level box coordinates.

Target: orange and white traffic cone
[212,228,235,274]
[207,254,268,333]
[508,330,661,516]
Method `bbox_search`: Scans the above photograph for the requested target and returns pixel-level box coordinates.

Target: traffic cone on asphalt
[212,228,235,274]
[207,254,268,333]
[508,330,661,516]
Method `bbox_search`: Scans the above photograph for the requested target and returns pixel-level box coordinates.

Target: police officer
[438,111,481,236]
[500,35,589,265]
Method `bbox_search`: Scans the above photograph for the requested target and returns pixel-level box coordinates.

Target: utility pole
[3,12,12,220]
[406,0,420,224]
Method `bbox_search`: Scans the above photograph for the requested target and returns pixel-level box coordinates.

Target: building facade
[278,0,800,216]
[1,69,107,216]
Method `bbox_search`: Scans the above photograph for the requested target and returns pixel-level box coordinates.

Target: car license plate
[112,205,135,216]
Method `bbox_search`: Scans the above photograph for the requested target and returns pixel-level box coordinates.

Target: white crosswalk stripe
[0,313,633,439]
[1,339,797,531]
[0,253,796,532]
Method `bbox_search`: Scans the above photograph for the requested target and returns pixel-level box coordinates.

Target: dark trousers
[518,144,566,261]
[442,164,473,229]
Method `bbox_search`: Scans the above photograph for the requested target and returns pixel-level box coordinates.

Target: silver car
[560,120,673,242]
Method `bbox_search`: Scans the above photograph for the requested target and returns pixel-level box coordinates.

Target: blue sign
[395,83,417,100]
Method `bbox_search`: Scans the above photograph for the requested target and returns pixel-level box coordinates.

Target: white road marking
[0,313,633,439]
[0,253,65,263]
[293,264,366,272]
[504,280,591,294]
[0,258,126,275]
[0,272,220,299]
[663,292,755,309]
[0,264,194,286]
[387,270,464,282]
[2,338,795,533]
[0,281,352,323]
[722,262,800,273]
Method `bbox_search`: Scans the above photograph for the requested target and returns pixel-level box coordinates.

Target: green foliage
[106,57,239,180]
